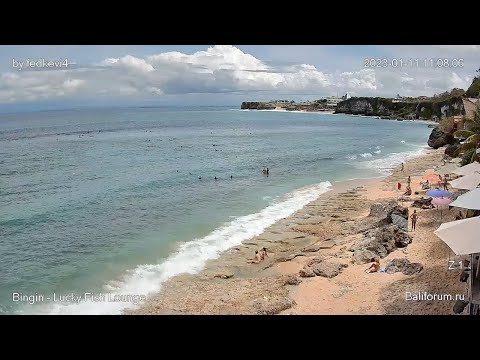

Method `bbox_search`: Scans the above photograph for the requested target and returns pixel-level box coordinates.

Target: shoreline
[130,147,463,315]
[239,108,439,124]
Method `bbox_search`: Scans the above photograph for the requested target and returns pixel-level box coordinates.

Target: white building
[326,96,344,107]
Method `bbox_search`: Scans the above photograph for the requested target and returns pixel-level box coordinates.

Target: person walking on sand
[407,176,411,187]
[410,210,418,231]
[401,162,404,172]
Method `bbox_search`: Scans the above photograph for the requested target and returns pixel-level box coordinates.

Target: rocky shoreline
[129,147,465,315]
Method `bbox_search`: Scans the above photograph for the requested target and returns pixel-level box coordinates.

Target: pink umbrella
[432,198,453,206]
[431,197,453,222]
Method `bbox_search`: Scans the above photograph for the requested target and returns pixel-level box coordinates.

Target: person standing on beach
[401,163,404,172]
[407,176,411,187]
[455,211,463,220]
[410,210,418,231]
[443,177,449,190]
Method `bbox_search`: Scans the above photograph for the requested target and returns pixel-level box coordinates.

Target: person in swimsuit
[410,210,418,231]
[260,247,268,260]
[365,257,380,273]
[247,251,263,264]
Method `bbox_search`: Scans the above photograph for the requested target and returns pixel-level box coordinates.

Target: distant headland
[241,77,480,122]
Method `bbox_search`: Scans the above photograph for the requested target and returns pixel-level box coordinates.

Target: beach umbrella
[432,198,454,206]
[432,197,453,222]
[449,188,480,210]
[450,173,480,191]
[422,173,441,182]
[434,217,480,255]
[452,162,480,176]
[435,163,460,176]
[426,189,454,198]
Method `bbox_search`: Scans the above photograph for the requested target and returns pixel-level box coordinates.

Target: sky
[0,45,478,112]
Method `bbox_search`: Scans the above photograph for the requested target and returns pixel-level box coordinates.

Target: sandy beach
[130,147,466,315]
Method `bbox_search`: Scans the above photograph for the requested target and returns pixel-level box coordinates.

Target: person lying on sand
[365,257,380,273]
[247,250,263,264]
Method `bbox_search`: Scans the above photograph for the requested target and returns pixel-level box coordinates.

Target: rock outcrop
[299,258,346,278]
[445,143,461,157]
[412,197,432,208]
[312,261,347,278]
[427,127,457,149]
[385,258,423,275]
[299,267,316,278]
[252,296,296,315]
[282,274,302,285]
[351,224,412,264]
[369,200,409,231]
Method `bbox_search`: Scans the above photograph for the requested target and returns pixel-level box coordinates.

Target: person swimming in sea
[215,176,218,180]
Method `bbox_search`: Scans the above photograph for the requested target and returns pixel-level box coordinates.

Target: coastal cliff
[335,96,465,120]
[241,102,276,110]
[241,100,330,112]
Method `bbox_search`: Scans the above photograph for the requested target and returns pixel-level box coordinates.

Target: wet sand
[129,147,466,315]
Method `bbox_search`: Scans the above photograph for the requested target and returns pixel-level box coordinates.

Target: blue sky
[0,45,478,112]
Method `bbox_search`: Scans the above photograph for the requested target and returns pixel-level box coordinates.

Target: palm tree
[454,108,480,164]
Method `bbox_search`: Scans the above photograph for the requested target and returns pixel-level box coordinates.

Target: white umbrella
[450,173,480,191]
[434,217,480,255]
[435,163,460,176]
[450,188,480,210]
[452,162,480,176]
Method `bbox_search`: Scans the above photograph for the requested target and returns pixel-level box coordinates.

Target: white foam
[401,140,406,143]
[374,150,381,154]
[25,181,332,315]
[359,146,430,175]
[360,153,373,158]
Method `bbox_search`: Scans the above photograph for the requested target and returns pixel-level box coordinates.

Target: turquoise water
[0,107,432,314]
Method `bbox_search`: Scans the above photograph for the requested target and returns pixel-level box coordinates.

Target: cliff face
[336,96,465,119]
[241,102,276,110]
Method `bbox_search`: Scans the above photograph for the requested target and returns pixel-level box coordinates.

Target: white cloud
[0,45,476,104]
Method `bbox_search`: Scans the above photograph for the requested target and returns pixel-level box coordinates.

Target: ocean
[0,107,432,314]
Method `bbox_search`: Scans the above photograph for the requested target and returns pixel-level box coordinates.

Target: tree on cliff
[465,69,480,98]
[454,108,480,164]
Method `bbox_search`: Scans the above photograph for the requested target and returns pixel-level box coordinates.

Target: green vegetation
[466,77,480,98]
[440,117,455,133]
[461,148,476,166]
[455,108,480,165]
